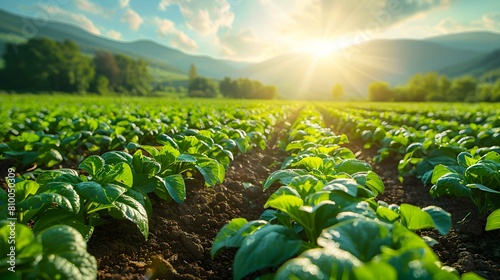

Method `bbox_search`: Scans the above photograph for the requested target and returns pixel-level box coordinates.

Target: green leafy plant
[431,151,500,230]
[13,154,149,240]
[0,222,97,279]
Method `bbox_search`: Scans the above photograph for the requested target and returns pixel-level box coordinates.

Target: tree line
[0,37,151,95]
[187,64,277,99]
[368,70,500,102]
[0,38,278,99]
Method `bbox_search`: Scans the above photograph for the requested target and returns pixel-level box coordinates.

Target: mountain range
[1,9,499,99]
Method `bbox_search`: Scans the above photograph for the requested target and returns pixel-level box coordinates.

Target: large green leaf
[0,224,97,279]
[36,225,97,279]
[18,193,73,214]
[275,247,362,280]
[457,152,477,168]
[354,262,398,280]
[42,182,80,212]
[78,155,104,177]
[431,164,455,184]
[101,151,133,165]
[400,204,451,235]
[163,174,186,203]
[323,178,359,197]
[113,193,149,240]
[485,209,500,231]
[133,174,161,193]
[265,187,303,214]
[36,169,79,185]
[32,209,93,241]
[195,158,225,187]
[15,180,40,201]
[263,169,309,190]
[105,162,134,188]
[0,221,42,271]
[75,181,126,204]
[211,218,268,258]
[211,218,248,258]
[365,171,385,195]
[467,183,500,194]
[318,217,392,262]
[233,225,302,280]
[132,150,161,177]
[422,206,452,235]
[430,174,471,198]
[287,175,324,198]
[294,156,323,170]
[335,159,372,174]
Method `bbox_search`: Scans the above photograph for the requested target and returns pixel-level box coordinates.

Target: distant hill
[1,8,499,99]
[439,48,500,78]
[425,32,500,53]
[0,9,247,81]
[243,39,482,99]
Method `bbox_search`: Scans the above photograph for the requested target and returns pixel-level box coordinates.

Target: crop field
[1,95,499,279]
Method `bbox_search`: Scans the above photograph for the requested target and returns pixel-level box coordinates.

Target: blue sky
[1,0,499,61]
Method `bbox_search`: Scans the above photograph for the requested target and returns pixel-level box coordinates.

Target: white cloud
[158,0,171,11]
[218,28,273,61]
[170,31,198,52]
[119,0,130,8]
[75,0,106,16]
[121,8,143,31]
[107,29,122,39]
[38,4,100,34]
[155,17,175,36]
[482,13,500,30]
[158,0,234,35]
[435,13,500,34]
[154,17,198,52]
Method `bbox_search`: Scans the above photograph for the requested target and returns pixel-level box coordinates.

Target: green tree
[258,85,278,99]
[239,78,255,99]
[331,83,344,100]
[59,40,94,92]
[188,64,198,84]
[115,54,151,95]
[368,81,394,101]
[2,38,93,93]
[93,51,151,95]
[449,76,478,102]
[219,77,238,98]
[92,75,110,95]
[188,77,218,98]
[93,51,120,91]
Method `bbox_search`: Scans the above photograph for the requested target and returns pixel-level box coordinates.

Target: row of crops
[0,96,294,279]
[325,103,500,232]
[1,96,498,279]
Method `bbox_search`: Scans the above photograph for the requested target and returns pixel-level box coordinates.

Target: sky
[1,0,499,62]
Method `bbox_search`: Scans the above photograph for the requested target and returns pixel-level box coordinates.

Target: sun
[301,39,344,57]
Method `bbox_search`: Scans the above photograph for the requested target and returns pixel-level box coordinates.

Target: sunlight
[300,39,345,57]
